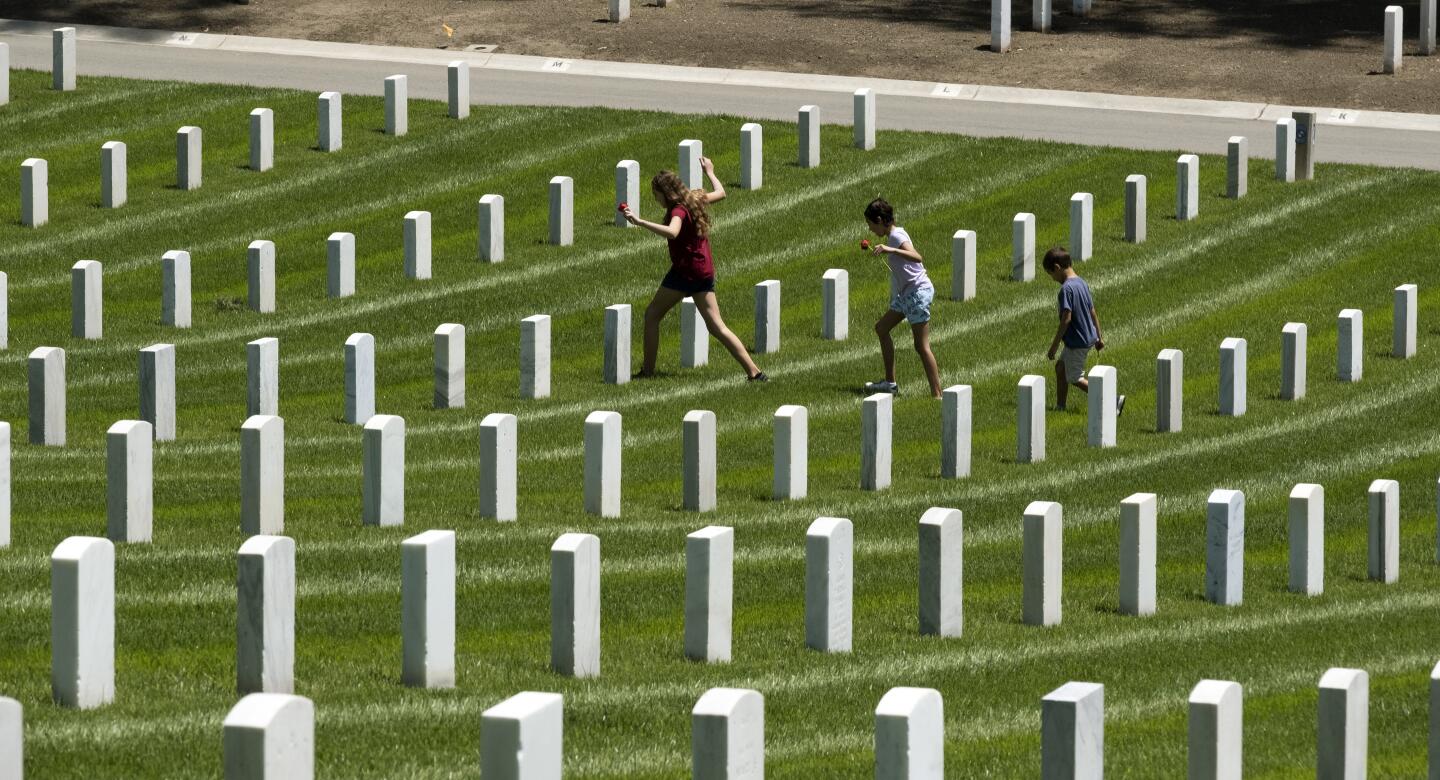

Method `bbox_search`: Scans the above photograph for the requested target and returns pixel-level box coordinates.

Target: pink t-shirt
[885,226,930,297]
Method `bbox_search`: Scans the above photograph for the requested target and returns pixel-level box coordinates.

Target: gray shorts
[1060,345,1091,384]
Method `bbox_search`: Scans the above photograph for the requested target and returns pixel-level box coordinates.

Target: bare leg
[640,286,687,376]
[875,310,905,383]
[692,291,762,378]
[911,322,943,398]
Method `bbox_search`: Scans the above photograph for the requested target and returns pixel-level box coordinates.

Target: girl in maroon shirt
[620,156,767,381]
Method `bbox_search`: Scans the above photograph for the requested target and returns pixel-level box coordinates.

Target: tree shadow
[0,0,245,33]
[728,0,1415,49]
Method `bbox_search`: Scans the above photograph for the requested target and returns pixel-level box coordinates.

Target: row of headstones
[10,275,1419,539]
[991,0,1096,51]
[990,0,1439,67]
[29,472,1425,720]
[1016,284,1420,459]
[11,520,1405,780]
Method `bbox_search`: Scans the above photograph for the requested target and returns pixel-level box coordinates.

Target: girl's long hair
[651,170,711,237]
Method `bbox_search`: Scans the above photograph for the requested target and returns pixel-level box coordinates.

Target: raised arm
[701,156,726,203]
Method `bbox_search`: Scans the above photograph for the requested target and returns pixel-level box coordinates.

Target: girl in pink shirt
[621,157,767,382]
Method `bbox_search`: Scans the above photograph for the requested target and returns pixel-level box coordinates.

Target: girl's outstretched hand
[620,204,640,225]
[700,156,715,174]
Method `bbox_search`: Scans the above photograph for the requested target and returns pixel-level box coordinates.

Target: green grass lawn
[1,69,1439,778]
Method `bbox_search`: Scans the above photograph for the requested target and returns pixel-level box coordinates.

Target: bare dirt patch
[6,0,1438,114]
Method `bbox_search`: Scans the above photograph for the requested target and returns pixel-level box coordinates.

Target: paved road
[3,19,1438,170]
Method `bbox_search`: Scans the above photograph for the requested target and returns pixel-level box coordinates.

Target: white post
[1226,136,1247,198]
[992,0,1012,52]
[1119,492,1156,616]
[1275,119,1296,182]
[0,43,7,106]
[521,314,551,399]
[1188,680,1242,780]
[754,280,781,354]
[383,74,407,136]
[249,108,274,172]
[1423,0,1437,55]
[1023,501,1062,627]
[951,230,976,301]
[344,333,375,425]
[773,405,807,500]
[70,260,102,340]
[1384,6,1403,74]
[683,410,717,513]
[604,304,631,385]
[101,140,127,208]
[1017,375,1046,463]
[0,271,6,350]
[240,416,285,535]
[0,696,18,777]
[402,530,456,689]
[875,687,944,780]
[448,61,470,119]
[1368,479,1400,583]
[20,158,48,228]
[223,694,314,780]
[798,105,820,168]
[918,507,963,637]
[52,27,76,91]
[550,533,601,677]
[105,420,153,543]
[679,139,703,189]
[434,323,465,409]
[478,194,504,262]
[610,0,630,22]
[1317,668,1369,778]
[1394,284,1418,358]
[861,393,893,491]
[684,525,733,662]
[479,413,518,521]
[1176,154,1199,221]
[403,210,432,281]
[940,385,972,479]
[1034,0,1053,31]
[1205,489,1244,606]
[28,347,66,446]
[246,337,279,417]
[0,423,9,549]
[1041,682,1104,779]
[1156,348,1183,433]
[247,240,275,314]
[1288,483,1324,596]
[51,536,115,709]
[1069,193,1093,261]
[176,126,202,191]
[236,534,295,694]
[805,517,853,653]
[692,688,764,779]
[1338,309,1363,383]
[822,269,849,340]
[740,122,763,190]
[1086,365,1116,448]
[681,297,709,367]
[1218,338,1246,416]
[327,233,355,298]
[1012,212,1036,281]
[583,411,622,518]
[1124,174,1146,243]
[615,159,640,228]
[317,91,342,152]
[362,415,405,527]
[1281,323,1307,400]
[481,692,564,779]
[853,88,876,150]
[161,249,192,327]
[549,175,573,246]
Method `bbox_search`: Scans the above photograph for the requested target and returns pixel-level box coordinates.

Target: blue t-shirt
[1058,276,1099,349]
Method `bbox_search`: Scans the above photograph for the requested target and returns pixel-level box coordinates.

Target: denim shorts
[890,284,935,325]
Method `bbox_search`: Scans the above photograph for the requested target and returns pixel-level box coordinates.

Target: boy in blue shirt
[1043,247,1124,415]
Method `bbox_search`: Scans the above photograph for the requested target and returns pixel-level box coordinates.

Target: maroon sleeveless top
[665,206,715,282]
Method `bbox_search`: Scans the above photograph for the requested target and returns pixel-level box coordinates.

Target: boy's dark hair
[1042,247,1073,272]
[864,198,895,225]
